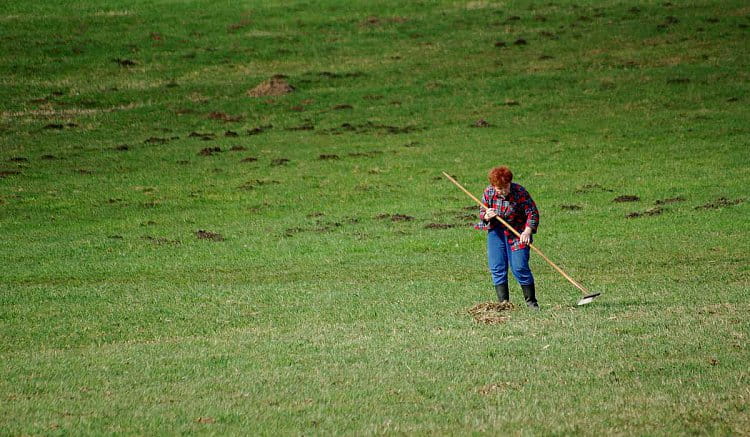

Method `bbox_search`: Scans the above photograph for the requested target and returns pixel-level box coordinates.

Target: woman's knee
[512,267,534,285]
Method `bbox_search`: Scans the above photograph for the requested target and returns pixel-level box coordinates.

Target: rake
[442,171,601,306]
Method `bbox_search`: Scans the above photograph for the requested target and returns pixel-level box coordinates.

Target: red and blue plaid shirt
[475,183,540,250]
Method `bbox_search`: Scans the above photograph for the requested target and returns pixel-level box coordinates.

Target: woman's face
[494,182,511,196]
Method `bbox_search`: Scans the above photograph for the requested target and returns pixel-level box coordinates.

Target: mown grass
[1,0,749,435]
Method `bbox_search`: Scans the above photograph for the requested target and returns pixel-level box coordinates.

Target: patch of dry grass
[468,301,514,324]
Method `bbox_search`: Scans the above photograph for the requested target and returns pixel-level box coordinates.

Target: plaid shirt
[475,183,539,251]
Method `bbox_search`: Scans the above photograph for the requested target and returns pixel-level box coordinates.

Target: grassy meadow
[1,0,749,434]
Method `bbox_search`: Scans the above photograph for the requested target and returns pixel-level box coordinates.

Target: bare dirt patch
[655,196,686,205]
[196,230,224,241]
[318,154,339,160]
[472,119,491,127]
[468,301,514,324]
[539,31,559,40]
[324,122,421,135]
[695,197,743,210]
[360,16,409,27]
[247,75,294,97]
[561,204,582,210]
[477,382,520,394]
[0,170,21,178]
[238,179,280,190]
[271,158,290,166]
[575,183,613,193]
[208,111,243,122]
[8,157,28,162]
[114,58,137,67]
[189,131,216,141]
[225,131,239,137]
[347,151,383,158]
[283,217,356,237]
[43,123,77,130]
[425,223,457,229]
[241,157,258,163]
[229,145,247,152]
[626,207,664,218]
[613,195,640,202]
[198,147,222,156]
[228,18,252,32]
[317,71,365,79]
[247,125,272,135]
[657,16,679,29]
[376,213,414,222]
[147,134,179,144]
[285,123,314,131]
[41,154,58,160]
[283,227,305,237]
[142,235,180,245]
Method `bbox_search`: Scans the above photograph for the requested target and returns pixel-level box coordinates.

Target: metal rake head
[577,293,601,306]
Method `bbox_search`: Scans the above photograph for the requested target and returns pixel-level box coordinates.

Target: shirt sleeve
[521,187,539,232]
[479,188,490,222]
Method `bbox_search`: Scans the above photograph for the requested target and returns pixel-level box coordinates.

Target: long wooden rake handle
[442,171,592,296]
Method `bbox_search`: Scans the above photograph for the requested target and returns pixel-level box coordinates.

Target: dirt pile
[196,230,224,241]
[613,195,640,202]
[626,207,663,218]
[376,213,413,222]
[468,301,514,324]
[655,196,685,205]
[424,223,456,229]
[247,75,295,97]
[695,197,743,210]
[208,111,242,122]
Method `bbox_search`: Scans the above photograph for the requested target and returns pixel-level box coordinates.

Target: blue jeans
[487,227,534,286]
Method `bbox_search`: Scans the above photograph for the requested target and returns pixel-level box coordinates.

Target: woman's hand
[484,208,498,220]
[520,227,533,245]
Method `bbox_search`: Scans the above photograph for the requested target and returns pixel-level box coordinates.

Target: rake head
[577,292,601,306]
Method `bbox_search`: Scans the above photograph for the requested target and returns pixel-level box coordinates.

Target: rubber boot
[521,283,540,310]
[495,283,509,302]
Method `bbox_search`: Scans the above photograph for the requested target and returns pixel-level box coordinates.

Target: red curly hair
[488,166,513,186]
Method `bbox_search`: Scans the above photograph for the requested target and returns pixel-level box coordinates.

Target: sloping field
[1,0,748,434]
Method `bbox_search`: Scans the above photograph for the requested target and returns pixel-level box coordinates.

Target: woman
[475,166,540,310]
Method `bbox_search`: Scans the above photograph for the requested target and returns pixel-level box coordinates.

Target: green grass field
[1,0,749,434]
